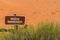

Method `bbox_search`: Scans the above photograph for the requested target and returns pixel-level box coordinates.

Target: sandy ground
[0,0,60,29]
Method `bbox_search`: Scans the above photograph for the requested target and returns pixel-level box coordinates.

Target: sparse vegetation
[0,22,60,40]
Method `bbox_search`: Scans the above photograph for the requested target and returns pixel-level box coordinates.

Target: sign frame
[5,15,25,25]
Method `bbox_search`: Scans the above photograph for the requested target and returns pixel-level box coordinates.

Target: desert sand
[0,0,60,29]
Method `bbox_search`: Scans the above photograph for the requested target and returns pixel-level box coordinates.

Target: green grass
[0,22,60,40]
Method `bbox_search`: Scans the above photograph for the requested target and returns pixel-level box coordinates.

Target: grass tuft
[0,22,60,40]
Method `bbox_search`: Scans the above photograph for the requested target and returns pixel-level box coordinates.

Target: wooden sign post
[5,14,25,31]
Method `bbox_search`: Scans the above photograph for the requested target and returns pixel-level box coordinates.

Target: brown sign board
[5,16,25,25]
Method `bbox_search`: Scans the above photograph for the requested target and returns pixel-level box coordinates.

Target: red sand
[0,0,60,29]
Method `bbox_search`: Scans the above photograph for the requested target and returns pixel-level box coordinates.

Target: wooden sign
[5,16,25,25]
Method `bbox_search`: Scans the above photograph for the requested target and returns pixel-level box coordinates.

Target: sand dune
[0,0,60,28]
